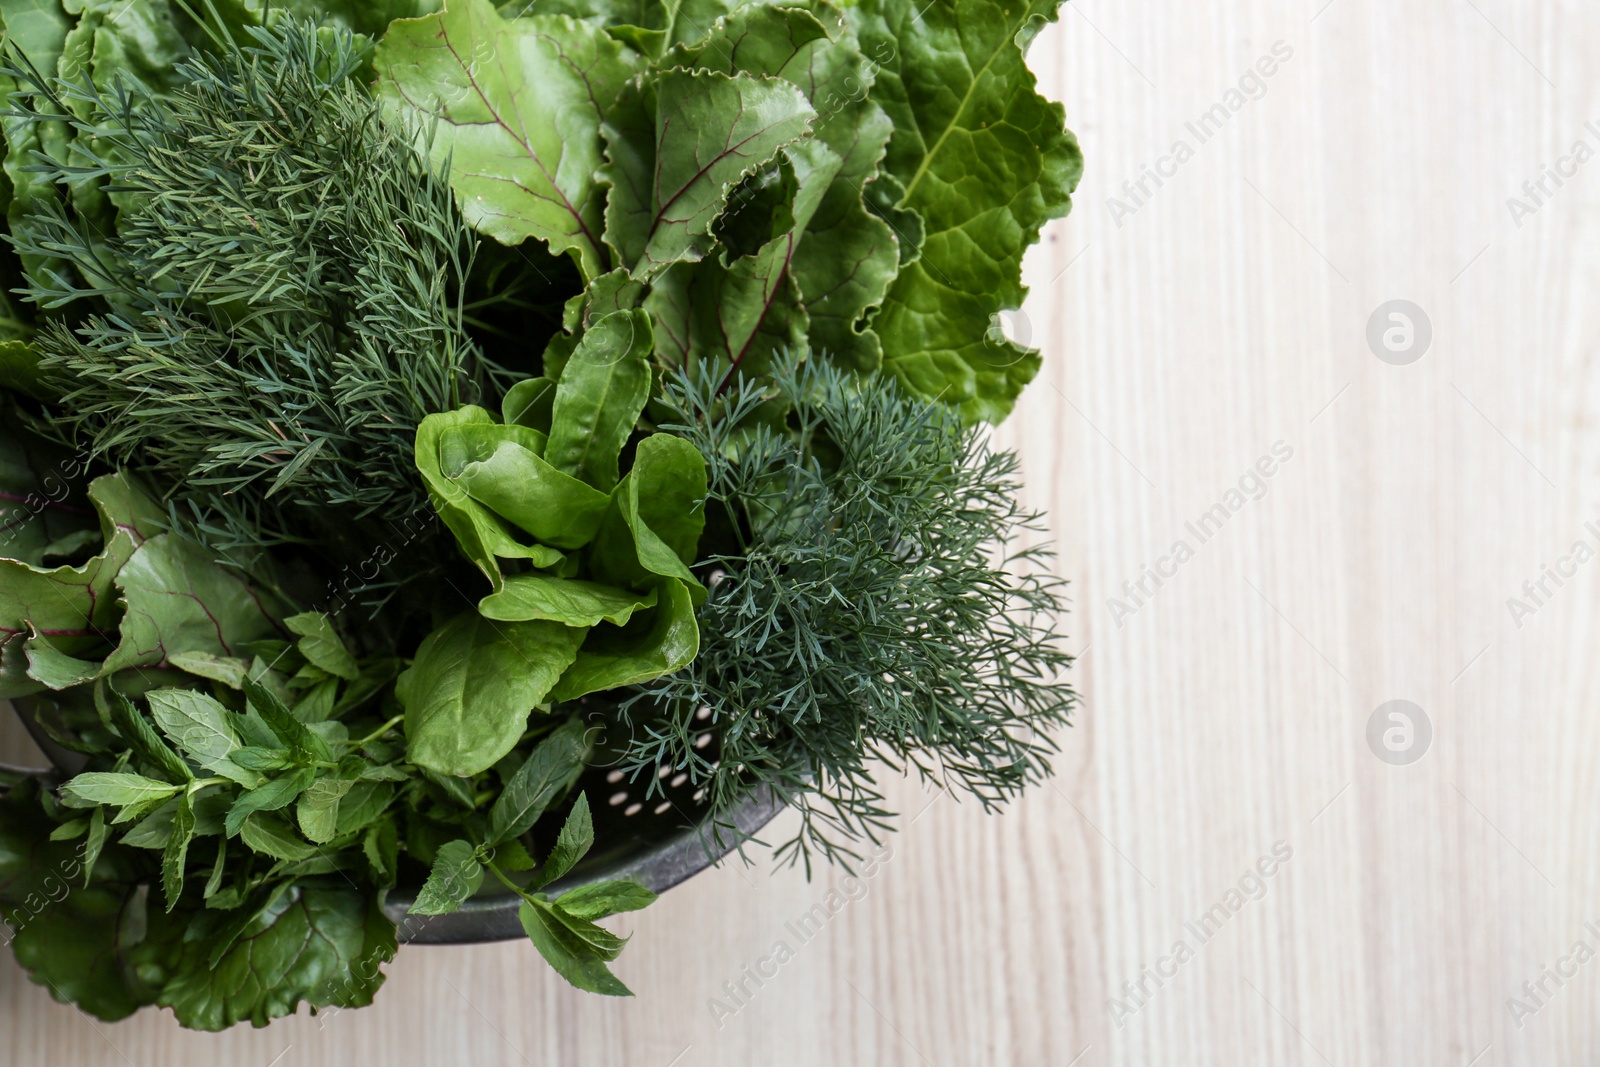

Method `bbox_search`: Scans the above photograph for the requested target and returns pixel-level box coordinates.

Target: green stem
[350,714,404,748]
[485,859,540,907]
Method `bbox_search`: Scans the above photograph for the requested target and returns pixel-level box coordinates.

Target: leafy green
[518,897,632,995]
[374,0,639,280]
[480,577,658,627]
[600,67,816,279]
[397,611,584,777]
[531,791,591,889]
[156,884,397,1030]
[544,309,653,492]
[485,717,587,845]
[408,838,483,915]
[852,0,1083,421]
[284,613,361,682]
[60,773,181,810]
[0,0,1077,1030]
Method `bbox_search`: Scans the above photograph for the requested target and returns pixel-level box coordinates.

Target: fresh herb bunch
[0,0,1083,1033]
[3,21,486,565]
[623,357,1075,872]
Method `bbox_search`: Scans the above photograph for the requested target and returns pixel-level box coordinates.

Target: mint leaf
[160,792,196,911]
[518,897,633,996]
[284,612,360,681]
[554,878,658,921]
[238,812,319,862]
[295,777,355,845]
[224,767,316,838]
[103,684,194,784]
[486,717,587,846]
[60,772,182,809]
[146,689,261,788]
[408,838,483,916]
[531,791,593,889]
[375,0,640,279]
[242,675,333,765]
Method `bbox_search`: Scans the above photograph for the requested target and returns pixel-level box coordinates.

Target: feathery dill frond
[623,356,1078,874]
[2,20,482,568]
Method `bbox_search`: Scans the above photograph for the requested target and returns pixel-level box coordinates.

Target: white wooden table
[5,1,1597,1063]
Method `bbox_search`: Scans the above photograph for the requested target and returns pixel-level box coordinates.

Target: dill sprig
[2,21,484,566]
[624,357,1078,873]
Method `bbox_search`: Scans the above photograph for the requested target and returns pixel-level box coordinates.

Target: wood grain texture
[4,1,1598,1062]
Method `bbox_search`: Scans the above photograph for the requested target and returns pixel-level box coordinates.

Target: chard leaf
[531,791,592,889]
[375,0,639,279]
[550,576,698,701]
[554,878,657,920]
[23,640,100,688]
[645,140,839,379]
[511,0,739,55]
[167,650,251,688]
[480,575,658,627]
[0,416,97,567]
[0,472,164,693]
[599,67,815,278]
[662,1,900,371]
[518,897,632,995]
[101,532,285,675]
[158,885,396,1030]
[284,611,360,681]
[398,611,586,778]
[853,0,1082,422]
[544,308,653,492]
[408,838,483,915]
[486,716,587,845]
[6,884,153,1023]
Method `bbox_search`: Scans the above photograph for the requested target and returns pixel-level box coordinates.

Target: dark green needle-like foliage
[626,357,1078,873]
[3,21,485,568]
